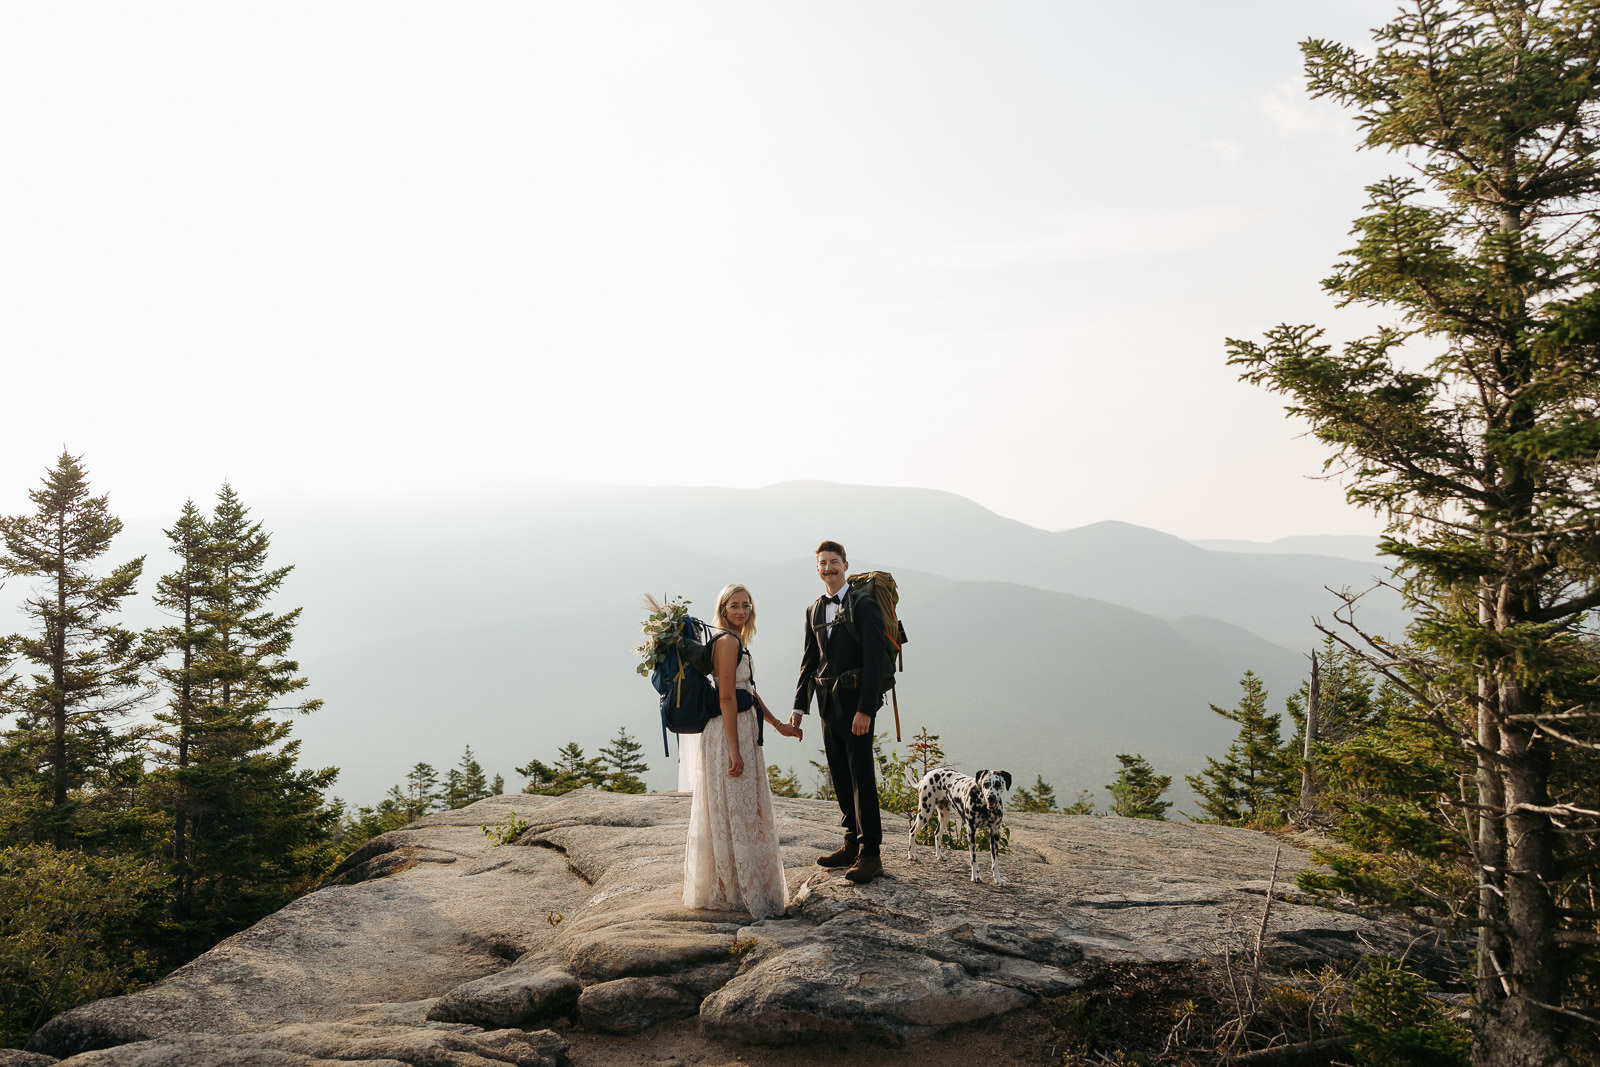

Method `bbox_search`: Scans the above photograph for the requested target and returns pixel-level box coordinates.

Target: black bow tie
[824,594,840,605]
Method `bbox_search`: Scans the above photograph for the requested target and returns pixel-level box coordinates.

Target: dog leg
[990,831,1006,887]
[968,818,982,883]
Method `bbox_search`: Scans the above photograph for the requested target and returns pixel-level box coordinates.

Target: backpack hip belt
[815,669,862,692]
[814,668,864,718]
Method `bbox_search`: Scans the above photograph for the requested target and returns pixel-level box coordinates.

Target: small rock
[700,937,1034,1045]
[578,976,702,1034]
[0,1051,60,1067]
[427,964,581,1028]
[564,921,739,983]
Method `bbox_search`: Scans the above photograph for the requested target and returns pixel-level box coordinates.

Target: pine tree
[517,742,603,796]
[556,742,604,788]
[808,749,835,802]
[1186,671,1297,825]
[1284,636,1383,752]
[1060,789,1097,816]
[1012,775,1060,813]
[0,636,16,713]
[148,500,214,924]
[444,746,491,809]
[766,765,802,798]
[0,453,153,848]
[153,485,334,947]
[397,762,441,819]
[516,758,566,796]
[1106,754,1171,820]
[1227,4,1600,1058]
[597,728,648,793]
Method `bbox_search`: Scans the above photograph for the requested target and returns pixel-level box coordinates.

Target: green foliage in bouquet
[635,595,692,678]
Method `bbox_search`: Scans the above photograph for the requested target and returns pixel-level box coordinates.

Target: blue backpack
[649,617,758,757]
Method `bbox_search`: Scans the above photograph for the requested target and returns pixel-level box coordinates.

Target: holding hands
[761,699,803,742]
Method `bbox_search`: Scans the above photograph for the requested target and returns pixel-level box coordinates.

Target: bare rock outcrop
[24,791,1426,1064]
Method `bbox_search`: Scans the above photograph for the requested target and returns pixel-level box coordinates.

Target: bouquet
[635,594,692,677]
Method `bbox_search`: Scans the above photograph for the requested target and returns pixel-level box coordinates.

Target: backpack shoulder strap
[705,628,751,674]
[707,630,763,746]
[836,584,864,641]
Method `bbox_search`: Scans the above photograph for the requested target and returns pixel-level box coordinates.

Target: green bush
[480,812,530,847]
[0,844,166,1048]
[1341,957,1469,1067]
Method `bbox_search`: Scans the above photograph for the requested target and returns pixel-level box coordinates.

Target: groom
[791,540,891,884]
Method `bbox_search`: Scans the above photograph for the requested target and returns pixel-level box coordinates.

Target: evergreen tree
[808,749,835,802]
[393,762,441,820]
[1012,774,1060,813]
[489,773,504,795]
[1283,635,1384,753]
[516,758,567,796]
[147,500,214,928]
[556,742,604,788]
[517,742,603,796]
[0,453,153,848]
[444,746,491,809]
[0,635,16,713]
[1060,789,1097,816]
[596,728,648,793]
[333,793,412,852]
[152,485,335,948]
[766,764,802,798]
[1186,671,1296,825]
[1228,4,1600,1058]
[1106,754,1171,820]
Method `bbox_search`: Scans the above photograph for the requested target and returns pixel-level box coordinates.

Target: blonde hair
[714,583,757,644]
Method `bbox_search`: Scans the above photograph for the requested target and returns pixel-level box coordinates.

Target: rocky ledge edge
[15,790,1438,1066]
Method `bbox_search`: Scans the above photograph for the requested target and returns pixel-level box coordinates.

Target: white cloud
[1202,138,1246,165]
[919,204,1265,272]
[1257,77,1353,136]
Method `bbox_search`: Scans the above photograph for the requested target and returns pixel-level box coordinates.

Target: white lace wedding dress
[682,651,788,919]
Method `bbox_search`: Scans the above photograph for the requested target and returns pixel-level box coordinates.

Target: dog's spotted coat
[906,767,1013,886]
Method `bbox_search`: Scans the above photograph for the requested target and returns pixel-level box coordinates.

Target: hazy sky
[2,1,1407,540]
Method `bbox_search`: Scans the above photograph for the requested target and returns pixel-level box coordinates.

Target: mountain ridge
[0,481,1396,812]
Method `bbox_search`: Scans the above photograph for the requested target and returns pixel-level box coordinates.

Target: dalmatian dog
[906,767,1013,886]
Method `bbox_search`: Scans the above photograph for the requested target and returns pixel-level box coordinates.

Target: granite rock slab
[26,791,1433,1062]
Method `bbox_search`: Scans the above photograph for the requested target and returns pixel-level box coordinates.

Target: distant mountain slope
[1190,534,1384,562]
[0,481,1367,811]
[527,481,1405,648]
[296,556,1309,813]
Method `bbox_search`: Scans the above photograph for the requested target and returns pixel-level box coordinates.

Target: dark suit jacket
[793,587,890,719]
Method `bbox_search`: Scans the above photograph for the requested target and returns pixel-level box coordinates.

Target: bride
[682,583,801,920]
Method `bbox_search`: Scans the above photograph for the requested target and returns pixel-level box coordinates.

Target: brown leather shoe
[844,853,883,884]
[817,842,860,868]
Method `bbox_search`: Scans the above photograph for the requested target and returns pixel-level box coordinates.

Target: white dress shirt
[822,586,846,637]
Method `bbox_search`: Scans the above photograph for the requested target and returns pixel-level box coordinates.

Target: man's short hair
[815,540,848,565]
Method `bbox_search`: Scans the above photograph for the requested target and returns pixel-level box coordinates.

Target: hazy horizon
[0,477,1396,810]
[3,1,1402,543]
